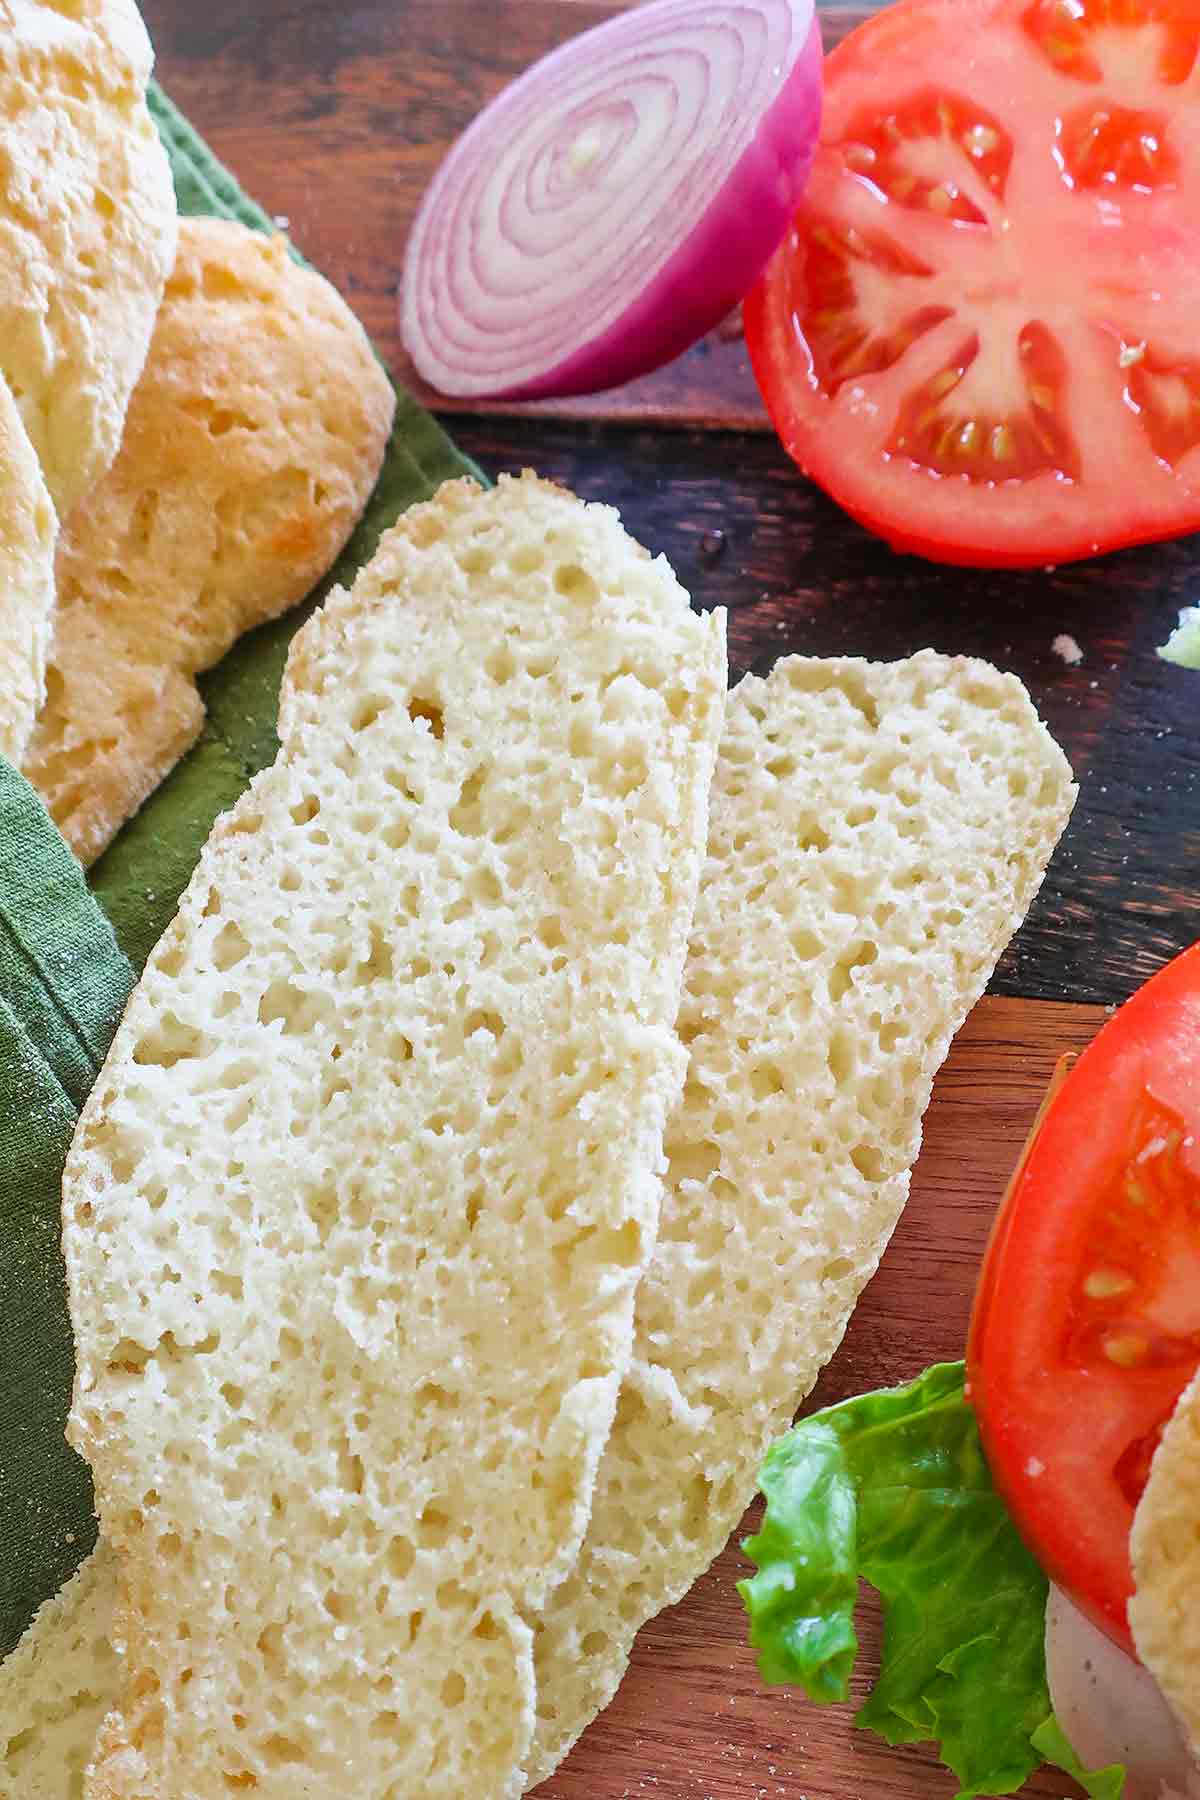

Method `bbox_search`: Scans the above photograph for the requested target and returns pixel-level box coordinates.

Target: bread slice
[524,650,1076,1785]
[61,473,726,1798]
[0,374,56,764]
[0,1543,118,1800]
[23,216,396,864]
[0,1,176,517]
[1131,1368,1200,1749]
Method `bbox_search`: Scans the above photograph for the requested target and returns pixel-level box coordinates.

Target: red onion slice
[401,0,822,400]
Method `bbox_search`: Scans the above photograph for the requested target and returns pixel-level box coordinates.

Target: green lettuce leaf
[740,1362,1125,1798]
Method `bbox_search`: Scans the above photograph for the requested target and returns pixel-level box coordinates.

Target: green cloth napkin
[1,84,478,1657]
[0,764,132,1656]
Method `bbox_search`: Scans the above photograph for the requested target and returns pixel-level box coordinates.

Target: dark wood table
[142,4,1200,1794]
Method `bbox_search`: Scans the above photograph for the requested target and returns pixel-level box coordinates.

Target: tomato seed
[1083,1268,1135,1299]
[991,424,1015,461]
[1104,1333,1148,1367]
[963,123,1000,159]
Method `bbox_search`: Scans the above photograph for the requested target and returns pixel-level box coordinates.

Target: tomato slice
[745,0,1200,566]
[967,943,1200,1654]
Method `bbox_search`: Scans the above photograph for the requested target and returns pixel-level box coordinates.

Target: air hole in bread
[667,1140,720,1186]
[131,1015,210,1068]
[790,925,823,961]
[449,768,485,836]
[464,1010,504,1042]
[441,1671,467,1708]
[749,1063,786,1102]
[355,926,393,982]
[827,1028,855,1085]
[851,1142,887,1182]
[407,696,444,739]
[418,1506,451,1549]
[608,753,647,799]
[554,563,599,604]
[485,644,517,683]
[350,696,392,734]
[259,1732,305,1766]
[257,979,333,1034]
[828,939,879,1001]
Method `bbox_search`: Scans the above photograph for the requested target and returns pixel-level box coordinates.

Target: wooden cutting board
[538,994,1105,1800]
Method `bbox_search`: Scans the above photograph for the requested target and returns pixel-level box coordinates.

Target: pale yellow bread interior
[60,474,726,1797]
[524,650,1076,1785]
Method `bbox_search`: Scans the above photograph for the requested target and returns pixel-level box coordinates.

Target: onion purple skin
[405,9,823,404]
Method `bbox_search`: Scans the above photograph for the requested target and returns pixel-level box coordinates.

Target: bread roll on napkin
[24,217,395,863]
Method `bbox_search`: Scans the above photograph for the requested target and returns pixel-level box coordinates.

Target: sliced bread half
[0,1542,118,1800]
[524,650,1076,1784]
[61,473,725,1798]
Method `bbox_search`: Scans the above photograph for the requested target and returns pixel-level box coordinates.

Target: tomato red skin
[745,0,1200,568]
[967,943,1200,1653]
[746,271,1112,571]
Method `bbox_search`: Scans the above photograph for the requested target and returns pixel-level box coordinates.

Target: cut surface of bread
[61,474,726,1798]
[0,375,56,764]
[1131,1368,1200,1750]
[524,650,1077,1786]
[0,0,177,517]
[0,1543,117,1800]
[23,216,396,864]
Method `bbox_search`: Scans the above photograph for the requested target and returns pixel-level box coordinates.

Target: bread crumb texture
[23,215,396,865]
[61,474,726,1798]
[0,0,177,516]
[0,371,56,763]
[0,1543,118,1800]
[524,650,1077,1785]
[1131,1366,1200,1747]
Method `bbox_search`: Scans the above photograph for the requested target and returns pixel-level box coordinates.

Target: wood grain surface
[539,994,1103,1800]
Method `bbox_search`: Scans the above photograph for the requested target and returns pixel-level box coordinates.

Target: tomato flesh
[746,0,1200,565]
[967,943,1200,1654]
